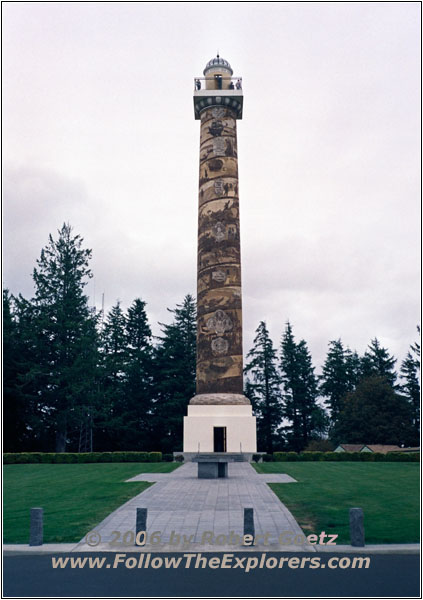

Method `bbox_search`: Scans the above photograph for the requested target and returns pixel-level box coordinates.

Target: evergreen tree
[3,291,31,451]
[96,302,128,449]
[101,302,128,382]
[345,349,361,390]
[400,327,420,441]
[332,376,415,446]
[360,338,397,388]
[244,321,283,453]
[320,340,360,423]
[9,293,48,449]
[25,223,99,451]
[153,295,196,452]
[123,298,154,449]
[280,322,327,451]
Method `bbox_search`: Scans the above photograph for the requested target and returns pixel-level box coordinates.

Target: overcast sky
[3,2,420,373]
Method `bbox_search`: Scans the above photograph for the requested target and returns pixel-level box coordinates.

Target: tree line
[245,321,419,453]
[3,224,420,454]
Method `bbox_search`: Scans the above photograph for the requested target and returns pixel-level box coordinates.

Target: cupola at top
[203,54,233,76]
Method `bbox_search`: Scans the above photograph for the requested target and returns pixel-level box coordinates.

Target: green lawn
[253,462,420,544]
[3,462,179,544]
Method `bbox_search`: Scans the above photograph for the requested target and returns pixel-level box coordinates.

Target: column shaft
[196,106,243,395]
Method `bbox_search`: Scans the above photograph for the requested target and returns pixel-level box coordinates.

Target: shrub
[386,452,420,462]
[273,452,287,462]
[323,452,340,461]
[299,452,325,461]
[285,452,300,461]
[135,452,150,462]
[5,450,417,464]
[358,451,374,461]
[148,452,162,462]
[3,451,163,464]
[372,452,386,462]
[97,452,112,463]
[40,453,56,463]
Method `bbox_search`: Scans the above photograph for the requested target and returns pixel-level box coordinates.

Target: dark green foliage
[273,451,307,462]
[332,376,415,447]
[400,327,420,442]
[18,224,100,452]
[269,451,419,462]
[3,451,165,464]
[280,322,327,451]
[360,338,397,388]
[96,302,128,450]
[273,452,288,461]
[148,452,162,462]
[96,298,155,451]
[252,454,262,462]
[4,223,419,455]
[385,452,420,462]
[298,452,325,461]
[163,454,174,462]
[124,299,154,445]
[3,291,34,451]
[320,340,360,423]
[244,321,283,453]
[174,455,185,462]
[152,295,196,453]
[262,453,274,462]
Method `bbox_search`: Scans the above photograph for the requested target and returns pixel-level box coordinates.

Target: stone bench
[192,453,246,479]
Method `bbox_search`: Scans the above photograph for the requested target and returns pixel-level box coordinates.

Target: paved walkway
[75,462,310,552]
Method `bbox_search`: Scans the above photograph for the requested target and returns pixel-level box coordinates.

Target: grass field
[253,462,420,544]
[3,462,179,544]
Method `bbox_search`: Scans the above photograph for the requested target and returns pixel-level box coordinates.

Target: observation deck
[193,76,243,120]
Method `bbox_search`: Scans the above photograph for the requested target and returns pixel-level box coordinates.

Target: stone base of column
[183,403,257,453]
[189,393,250,405]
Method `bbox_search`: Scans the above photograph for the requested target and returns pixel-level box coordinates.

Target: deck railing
[194,77,243,92]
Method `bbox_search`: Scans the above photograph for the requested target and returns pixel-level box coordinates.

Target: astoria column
[183,55,257,454]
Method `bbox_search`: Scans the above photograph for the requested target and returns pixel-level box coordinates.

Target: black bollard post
[243,508,255,545]
[29,508,43,546]
[349,507,365,547]
[136,508,148,546]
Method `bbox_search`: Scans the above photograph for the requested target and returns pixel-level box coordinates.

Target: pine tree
[345,349,361,390]
[101,302,128,383]
[360,338,397,388]
[26,223,99,451]
[244,321,283,453]
[320,340,360,423]
[97,302,128,449]
[9,293,47,449]
[153,295,196,452]
[3,291,30,451]
[400,327,420,441]
[280,322,326,451]
[123,298,154,449]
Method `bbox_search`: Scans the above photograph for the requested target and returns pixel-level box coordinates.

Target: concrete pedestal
[193,454,241,479]
[197,462,228,479]
[183,403,256,453]
[218,463,228,478]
